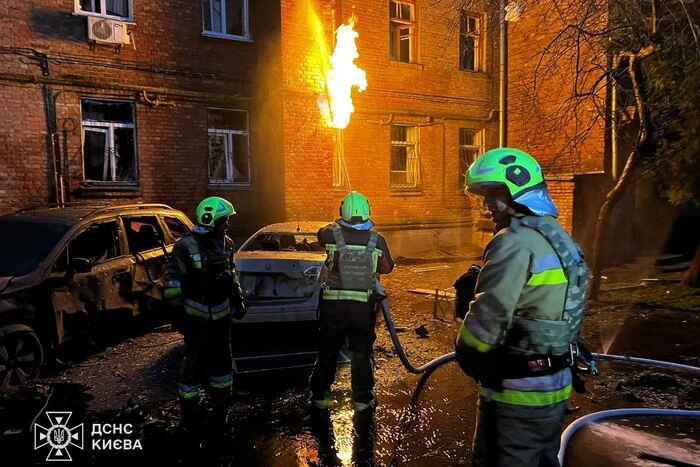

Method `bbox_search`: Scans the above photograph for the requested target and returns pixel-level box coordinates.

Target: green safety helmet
[339,191,371,223]
[195,196,236,228]
[465,147,544,198]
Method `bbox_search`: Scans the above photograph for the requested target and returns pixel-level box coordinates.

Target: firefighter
[455,148,590,467]
[309,191,394,412]
[164,196,247,429]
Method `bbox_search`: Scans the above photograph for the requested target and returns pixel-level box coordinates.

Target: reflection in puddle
[588,421,700,466]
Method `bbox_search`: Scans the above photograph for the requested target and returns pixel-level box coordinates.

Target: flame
[320,19,367,129]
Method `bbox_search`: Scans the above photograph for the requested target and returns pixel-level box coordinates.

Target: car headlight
[302,265,322,281]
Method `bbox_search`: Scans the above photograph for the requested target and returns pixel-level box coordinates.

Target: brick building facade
[0,0,284,236]
[1,0,599,253]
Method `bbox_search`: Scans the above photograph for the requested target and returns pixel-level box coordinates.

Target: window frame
[202,0,251,41]
[460,11,484,72]
[390,125,421,190]
[207,108,252,187]
[459,128,485,187]
[80,98,138,184]
[389,1,417,63]
[74,0,133,21]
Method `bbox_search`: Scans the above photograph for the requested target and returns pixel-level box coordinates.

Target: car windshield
[0,218,70,276]
[240,231,326,252]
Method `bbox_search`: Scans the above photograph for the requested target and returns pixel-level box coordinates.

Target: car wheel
[0,331,44,393]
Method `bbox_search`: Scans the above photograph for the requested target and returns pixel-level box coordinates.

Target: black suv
[0,204,193,392]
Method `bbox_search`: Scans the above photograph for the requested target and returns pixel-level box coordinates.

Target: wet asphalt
[2,258,699,466]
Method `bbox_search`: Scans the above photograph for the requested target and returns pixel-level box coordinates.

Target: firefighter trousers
[178,316,233,413]
[472,396,568,467]
[309,299,377,405]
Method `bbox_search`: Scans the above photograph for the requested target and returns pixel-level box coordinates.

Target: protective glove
[232,300,247,320]
[454,337,503,391]
[453,264,481,320]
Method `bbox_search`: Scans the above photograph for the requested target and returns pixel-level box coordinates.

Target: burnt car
[234,221,330,324]
[0,203,193,392]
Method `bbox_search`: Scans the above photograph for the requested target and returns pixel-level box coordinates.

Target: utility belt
[322,286,385,304]
[499,343,576,379]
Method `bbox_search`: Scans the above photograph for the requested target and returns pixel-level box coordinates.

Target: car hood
[0,274,41,295]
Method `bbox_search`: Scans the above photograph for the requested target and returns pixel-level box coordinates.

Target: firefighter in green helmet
[455,148,590,466]
[309,191,395,413]
[164,196,247,430]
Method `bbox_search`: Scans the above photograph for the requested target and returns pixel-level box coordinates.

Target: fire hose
[374,279,700,465]
[375,278,456,374]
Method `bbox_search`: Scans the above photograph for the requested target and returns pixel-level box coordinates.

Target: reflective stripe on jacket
[457,215,585,406]
[318,222,394,303]
[164,232,238,320]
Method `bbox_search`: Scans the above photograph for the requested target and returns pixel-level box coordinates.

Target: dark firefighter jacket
[163,231,245,321]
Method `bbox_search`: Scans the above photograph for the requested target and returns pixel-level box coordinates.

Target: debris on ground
[415,325,430,338]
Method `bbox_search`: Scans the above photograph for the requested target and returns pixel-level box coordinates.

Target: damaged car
[234,221,329,324]
[0,204,193,392]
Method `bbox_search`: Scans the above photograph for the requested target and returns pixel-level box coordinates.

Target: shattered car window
[0,219,69,276]
[123,216,165,252]
[163,216,189,240]
[53,222,121,271]
[240,232,325,252]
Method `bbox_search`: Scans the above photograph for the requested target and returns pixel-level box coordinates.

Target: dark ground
[1,253,699,466]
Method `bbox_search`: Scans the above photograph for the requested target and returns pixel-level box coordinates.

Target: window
[202,0,249,39]
[390,125,420,189]
[459,129,484,186]
[208,109,251,185]
[460,12,484,71]
[53,222,121,272]
[163,217,189,241]
[123,216,165,253]
[75,0,132,19]
[389,1,416,63]
[81,99,137,183]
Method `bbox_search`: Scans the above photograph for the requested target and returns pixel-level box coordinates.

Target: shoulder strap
[367,231,378,251]
[332,224,347,250]
[519,217,582,269]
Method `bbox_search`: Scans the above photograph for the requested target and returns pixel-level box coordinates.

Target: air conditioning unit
[87,17,130,45]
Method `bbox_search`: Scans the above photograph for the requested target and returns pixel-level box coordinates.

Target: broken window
[123,216,166,253]
[207,109,251,185]
[202,0,249,39]
[163,216,190,241]
[81,99,137,183]
[460,12,483,71]
[459,128,484,186]
[389,1,416,63]
[76,0,132,19]
[54,222,121,272]
[390,125,420,189]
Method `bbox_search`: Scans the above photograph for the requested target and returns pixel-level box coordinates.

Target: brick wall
[0,0,283,234]
[1,0,602,249]
[507,1,607,174]
[280,0,500,233]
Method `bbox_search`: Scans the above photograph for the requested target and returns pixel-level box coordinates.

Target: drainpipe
[611,54,619,181]
[499,0,508,148]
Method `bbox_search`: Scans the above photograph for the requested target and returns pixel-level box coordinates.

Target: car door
[50,219,135,343]
[121,215,169,307]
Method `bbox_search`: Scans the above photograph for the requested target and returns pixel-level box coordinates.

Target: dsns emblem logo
[34,411,84,461]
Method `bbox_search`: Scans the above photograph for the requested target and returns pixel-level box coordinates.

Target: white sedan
[234,221,330,324]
